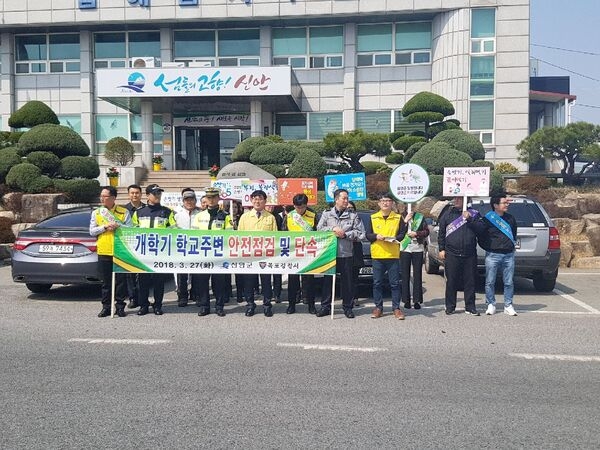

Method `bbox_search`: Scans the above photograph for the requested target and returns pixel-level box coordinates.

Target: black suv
[425,197,561,292]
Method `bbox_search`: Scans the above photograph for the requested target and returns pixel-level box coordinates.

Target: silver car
[425,196,561,292]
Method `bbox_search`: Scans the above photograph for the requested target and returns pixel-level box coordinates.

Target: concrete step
[116,171,212,200]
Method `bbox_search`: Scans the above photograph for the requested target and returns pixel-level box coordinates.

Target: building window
[272,28,307,68]
[395,22,432,65]
[469,101,494,131]
[15,34,80,74]
[130,115,163,141]
[173,30,215,66]
[356,111,391,133]
[95,115,129,154]
[58,115,82,135]
[94,31,159,69]
[218,29,260,66]
[470,56,495,97]
[308,112,343,140]
[275,113,307,140]
[471,8,496,53]
[357,24,393,67]
[309,26,343,68]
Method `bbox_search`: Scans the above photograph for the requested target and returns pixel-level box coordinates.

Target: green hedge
[18,124,91,158]
[432,129,485,161]
[403,141,427,163]
[385,152,404,164]
[289,140,327,156]
[5,163,42,192]
[471,159,495,169]
[54,179,101,203]
[287,150,327,179]
[494,162,520,174]
[60,156,100,179]
[402,91,455,117]
[388,131,405,143]
[258,164,287,178]
[427,174,443,198]
[392,135,426,151]
[249,142,297,165]
[26,151,61,176]
[26,175,54,194]
[361,161,388,175]
[8,101,59,128]
[0,149,23,183]
[490,170,505,196]
[104,137,135,166]
[231,137,272,162]
[409,141,473,175]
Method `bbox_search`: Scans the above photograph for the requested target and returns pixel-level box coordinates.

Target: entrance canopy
[96,66,302,114]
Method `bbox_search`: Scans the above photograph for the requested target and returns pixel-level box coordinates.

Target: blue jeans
[372,259,401,311]
[485,251,515,307]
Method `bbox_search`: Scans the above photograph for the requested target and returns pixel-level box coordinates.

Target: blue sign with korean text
[79,0,97,8]
[324,173,367,202]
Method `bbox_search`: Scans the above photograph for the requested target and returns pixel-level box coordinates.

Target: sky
[530,0,600,124]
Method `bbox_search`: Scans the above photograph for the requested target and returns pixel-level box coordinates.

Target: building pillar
[343,23,356,131]
[250,100,263,137]
[0,32,15,130]
[79,31,95,152]
[141,101,154,169]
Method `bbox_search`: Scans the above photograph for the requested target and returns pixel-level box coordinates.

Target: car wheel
[532,273,557,292]
[26,283,52,293]
[425,252,440,275]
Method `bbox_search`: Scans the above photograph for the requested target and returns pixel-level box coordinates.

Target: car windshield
[471,202,547,227]
[36,211,91,229]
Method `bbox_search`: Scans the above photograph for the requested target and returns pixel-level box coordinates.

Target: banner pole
[407,203,412,214]
[110,271,116,318]
[330,273,336,319]
[463,195,467,212]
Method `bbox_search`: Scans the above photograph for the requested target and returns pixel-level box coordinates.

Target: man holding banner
[437,196,480,316]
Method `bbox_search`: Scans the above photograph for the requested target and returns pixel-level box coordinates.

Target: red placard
[277,178,318,205]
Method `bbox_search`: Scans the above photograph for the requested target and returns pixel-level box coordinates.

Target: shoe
[245,307,255,317]
[127,299,138,309]
[404,302,411,309]
[116,308,127,318]
[216,309,226,317]
[371,308,383,319]
[316,308,330,317]
[137,306,149,316]
[393,309,405,320]
[98,308,110,318]
[504,305,518,316]
[237,297,244,303]
[198,309,210,316]
[353,299,360,307]
[413,302,421,310]
[465,308,480,316]
[153,308,163,316]
[264,306,273,317]
[286,305,295,314]
[308,304,317,315]
[274,297,281,304]
[486,304,496,315]
[445,309,455,315]
[344,309,355,319]
[177,300,188,307]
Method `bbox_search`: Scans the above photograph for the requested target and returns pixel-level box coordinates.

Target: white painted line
[528,310,600,315]
[277,343,387,353]
[554,288,600,314]
[510,353,600,363]
[69,338,172,345]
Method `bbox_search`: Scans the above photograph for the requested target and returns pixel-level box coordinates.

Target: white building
[0,0,530,172]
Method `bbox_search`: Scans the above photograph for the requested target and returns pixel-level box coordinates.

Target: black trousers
[176,273,202,302]
[138,273,170,309]
[444,252,477,311]
[244,274,272,307]
[98,255,127,308]
[288,274,315,305]
[321,257,353,311]
[197,273,229,311]
[126,273,139,303]
[400,251,424,304]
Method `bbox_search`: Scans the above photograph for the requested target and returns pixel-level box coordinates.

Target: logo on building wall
[119,72,146,93]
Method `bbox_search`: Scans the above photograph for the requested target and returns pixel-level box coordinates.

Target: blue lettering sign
[79,0,97,8]
[179,0,199,5]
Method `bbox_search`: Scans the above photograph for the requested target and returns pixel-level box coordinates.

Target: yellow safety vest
[370,210,401,259]
[95,205,129,256]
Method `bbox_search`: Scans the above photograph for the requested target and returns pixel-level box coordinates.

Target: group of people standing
[90,183,518,320]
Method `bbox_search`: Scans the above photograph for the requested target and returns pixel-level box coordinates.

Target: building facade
[0,0,530,171]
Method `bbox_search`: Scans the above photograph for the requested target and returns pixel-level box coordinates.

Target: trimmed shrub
[289,140,327,156]
[60,156,100,179]
[366,172,392,200]
[249,142,297,165]
[54,179,101,203]
[266,135,284,143]
[410,141,473,175]
[0,217,15,244]
[406,111,444,124]
[18,124,91,158]
[428,120,460,137]
[361,161,388,175]
[471,159,495,169]
[26,175,54,194]
[258,164,287,178]
[517,175,551,193]
[427,174,443,198]
[385,152,404,164]
[494,162,520,174]
[104,137,135,166]
[404,141,427,163]
[433,129,485,161]
[26,151,61,176]
[5,163,42,191]
[0,148,23,183]
[287,150,327,179]
[392,135,426,151]
[389,131,405,143]
[402,92,455,118]
[231,136,272,162]
[0,131,25,147]
[489,170,505,196]
[8,101,59,128]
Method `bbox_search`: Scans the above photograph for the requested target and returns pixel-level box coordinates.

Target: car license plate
[515,238,521,249]
[360,267,373,275]
[39,244,74,254]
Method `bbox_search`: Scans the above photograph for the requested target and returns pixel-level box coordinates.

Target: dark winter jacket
[437,206,479,257]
